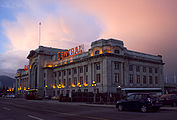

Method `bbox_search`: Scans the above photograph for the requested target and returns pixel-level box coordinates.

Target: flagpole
[39,22,41,46]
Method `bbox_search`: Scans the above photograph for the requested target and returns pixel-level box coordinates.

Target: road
[0,98,177,120]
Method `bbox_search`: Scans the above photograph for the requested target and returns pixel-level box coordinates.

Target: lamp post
[92,80,97,103]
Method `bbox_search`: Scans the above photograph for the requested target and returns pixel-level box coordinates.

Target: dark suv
[116,93,162,112]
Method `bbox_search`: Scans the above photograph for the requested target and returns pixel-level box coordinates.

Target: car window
[127,95,135,100]
[135,94,142,100]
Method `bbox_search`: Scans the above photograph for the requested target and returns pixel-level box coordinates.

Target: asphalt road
[0,98,177,120]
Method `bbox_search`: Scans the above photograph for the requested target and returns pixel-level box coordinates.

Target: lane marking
[27,115,44,120]
[2,107,11,111]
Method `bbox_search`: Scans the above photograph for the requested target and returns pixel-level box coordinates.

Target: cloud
[1,0,177,79]
[0,0,102,76]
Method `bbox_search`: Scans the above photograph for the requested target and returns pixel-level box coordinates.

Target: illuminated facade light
[52,85,56,88]
[24,87,26,91]
[72,83,76,87]
[57,84,62,88]
[84,83,88,87]
[48,64,53,67]
[61,84,65,88]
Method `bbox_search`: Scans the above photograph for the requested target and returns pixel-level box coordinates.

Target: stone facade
[16,39,164,97]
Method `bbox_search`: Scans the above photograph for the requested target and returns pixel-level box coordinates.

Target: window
[143,76,146,84]
[96,74,101,83]
[54,72,56,77]
[73,68,77,74]
[68,69,71,75]
[129,74,133,83]
[114,73,120,83]
[58,71,61,76]
[63,79,66,86]
[135,95,142,100]
[136,75,140,83]
[136,66,140,72]
[96,63,100,70]
[58,79,61,84]
[79,66,83,73]
[114,61,119,70]
[63,70,66,76]
[149,68,152,73]
[80,76,83,84]
[73,77,77,85]
[129,65,133,71]
[55,80,57,86]
[149,76,153,84]
[155,68,158,73]
[95,50,100,55]
[114,50,120,54]
[68,78,71,86]
[85,75,88,84]
[143,67,146,72]
[127,95,135,100]
[155,76,158,84]
[85,65,88,72]
[44,73,46,78]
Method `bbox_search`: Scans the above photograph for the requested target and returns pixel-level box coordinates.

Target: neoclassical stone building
[16,39,164,97]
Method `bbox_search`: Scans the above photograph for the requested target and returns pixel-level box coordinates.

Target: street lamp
[92,80,97,103]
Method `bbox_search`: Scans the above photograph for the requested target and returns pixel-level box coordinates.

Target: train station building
[16,38,164,101]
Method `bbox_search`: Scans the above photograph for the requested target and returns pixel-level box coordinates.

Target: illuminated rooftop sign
[57,45,84,61]
[24,65,28,71]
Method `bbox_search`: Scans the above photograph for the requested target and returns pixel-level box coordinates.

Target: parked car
[51,96,59,100]
[5,94,16,98]
[160,94,177,107]
[116,93,162,112]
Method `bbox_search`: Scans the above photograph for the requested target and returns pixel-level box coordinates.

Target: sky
[0,0,177,80]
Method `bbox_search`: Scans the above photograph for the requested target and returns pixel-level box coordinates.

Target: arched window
[95,50,100,55]
[114,50,120,54]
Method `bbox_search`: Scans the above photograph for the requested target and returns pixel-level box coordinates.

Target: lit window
[136,75,140,83]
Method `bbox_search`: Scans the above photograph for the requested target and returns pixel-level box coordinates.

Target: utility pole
[39,22,41,46]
